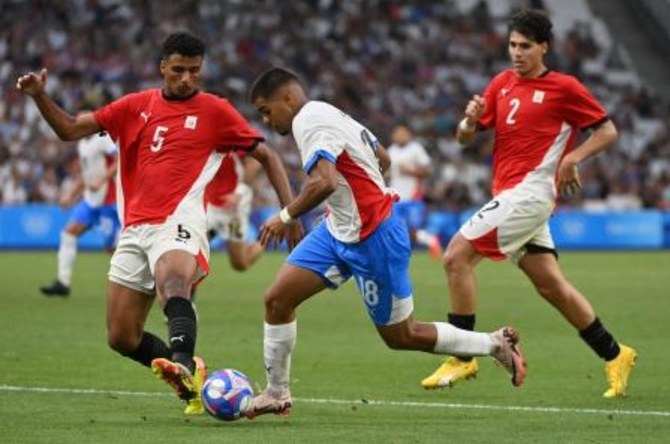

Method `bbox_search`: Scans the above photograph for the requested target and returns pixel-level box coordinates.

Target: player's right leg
[247,227,335,419]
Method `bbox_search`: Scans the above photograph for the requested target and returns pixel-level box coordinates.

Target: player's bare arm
[456,94,485,145]
[557,119,617,197]
[259,158,337,248]
[375,144,391,175]
[16,68,102,141]
[251,142,304,250]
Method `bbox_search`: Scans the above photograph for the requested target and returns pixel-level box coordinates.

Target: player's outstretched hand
[16,68,48,96]
[259,214,287,250]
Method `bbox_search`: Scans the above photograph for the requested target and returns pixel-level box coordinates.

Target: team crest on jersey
[184,115,198,129]
[532,90,545,104]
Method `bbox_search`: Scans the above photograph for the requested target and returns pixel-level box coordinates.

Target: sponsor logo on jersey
[140,111,151,122]
[532,90,545,104]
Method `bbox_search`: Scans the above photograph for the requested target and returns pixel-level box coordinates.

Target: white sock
[57,232,78,286]
[415,229,434,246]
[432,322,494,356]
[264,321,297,391]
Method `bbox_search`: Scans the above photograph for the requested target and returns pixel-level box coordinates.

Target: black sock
[579,317,620,361]
[449,313,476,362]
[123,332,171,368]
[164,296,197,373]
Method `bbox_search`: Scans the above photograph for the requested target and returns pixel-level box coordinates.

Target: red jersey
[204,151,245,207]
[93,89,262,227]
[479,70,607,197]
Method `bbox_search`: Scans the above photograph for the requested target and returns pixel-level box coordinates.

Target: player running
[244,67,527,418]
[420,9,637,398]
[40,132,119,297]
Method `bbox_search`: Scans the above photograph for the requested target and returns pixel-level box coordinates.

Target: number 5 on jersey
[151,126,168,152]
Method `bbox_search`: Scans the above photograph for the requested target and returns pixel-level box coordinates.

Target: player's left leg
[376,317,526,387]
[519,250,637,397]
[148,222,211,414]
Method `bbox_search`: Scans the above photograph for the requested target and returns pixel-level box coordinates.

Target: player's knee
[229,257,249,272]
[379,329,414,350]
[107,330,136,355]
[442,248,463,273]
[263,286,292,318]
[157,275,190,298]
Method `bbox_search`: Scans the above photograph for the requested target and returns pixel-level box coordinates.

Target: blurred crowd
[2,0,670,211]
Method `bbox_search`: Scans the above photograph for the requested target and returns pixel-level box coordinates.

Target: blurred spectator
[1,0,669,212]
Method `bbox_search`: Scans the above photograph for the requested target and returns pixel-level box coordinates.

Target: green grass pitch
[1,250,669,443]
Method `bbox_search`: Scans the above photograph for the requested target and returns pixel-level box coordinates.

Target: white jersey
[387,140,431,201]
[292,101,397,243]
[77,133,117,207]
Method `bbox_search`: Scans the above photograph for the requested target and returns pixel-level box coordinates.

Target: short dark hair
[249,67,301,102]
[161,32,206,59]
[508,9,553,45]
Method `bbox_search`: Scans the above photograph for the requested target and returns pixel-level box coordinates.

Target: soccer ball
[201,368,254,421]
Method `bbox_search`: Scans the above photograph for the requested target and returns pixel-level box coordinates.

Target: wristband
[279,207,294,224]
[458,118,476,132]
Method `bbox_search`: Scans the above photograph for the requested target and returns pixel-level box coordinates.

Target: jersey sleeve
[216,100,263,151]
[294,113,341,174]
[93,95,135,143]
[478,71,508,130]
[563,76,608,130]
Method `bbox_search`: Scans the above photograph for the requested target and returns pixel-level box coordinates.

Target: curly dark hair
[508,9,553,45]
[161,32,205,59]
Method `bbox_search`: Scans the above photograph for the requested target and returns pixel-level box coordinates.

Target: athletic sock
[123,332,171,367]
[579,317,620,361]
[264,321,297,391]
[415,229,435,246]
[448,313,476,361]
[57,232,77,286]
[432,322,493,356]
[164,296,197,373]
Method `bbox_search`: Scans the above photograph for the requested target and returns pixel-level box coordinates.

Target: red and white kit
[205,151,253,243]
[461,70,608,261]
[94,89,262,292]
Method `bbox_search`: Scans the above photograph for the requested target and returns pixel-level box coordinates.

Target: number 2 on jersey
[150,126,168,152]
[506,98,520,125]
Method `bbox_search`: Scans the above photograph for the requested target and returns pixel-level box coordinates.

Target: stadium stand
[1,0,669,248]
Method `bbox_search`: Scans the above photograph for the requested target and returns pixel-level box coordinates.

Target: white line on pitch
[1,384,668,418]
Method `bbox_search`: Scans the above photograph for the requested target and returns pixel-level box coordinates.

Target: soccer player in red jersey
[421,9,637,398]
[16,32,301,414]
[205,151,264,271]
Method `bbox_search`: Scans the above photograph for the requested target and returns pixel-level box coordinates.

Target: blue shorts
[393,200,427,231]
[287,212,414,326]
[69,201,119,248]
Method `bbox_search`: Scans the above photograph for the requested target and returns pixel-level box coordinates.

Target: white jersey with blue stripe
[291,101,397,243]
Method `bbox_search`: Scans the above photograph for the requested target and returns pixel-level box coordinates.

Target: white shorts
[206,184,253,243]
[460,187,556,264]
[109,222,210,294]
